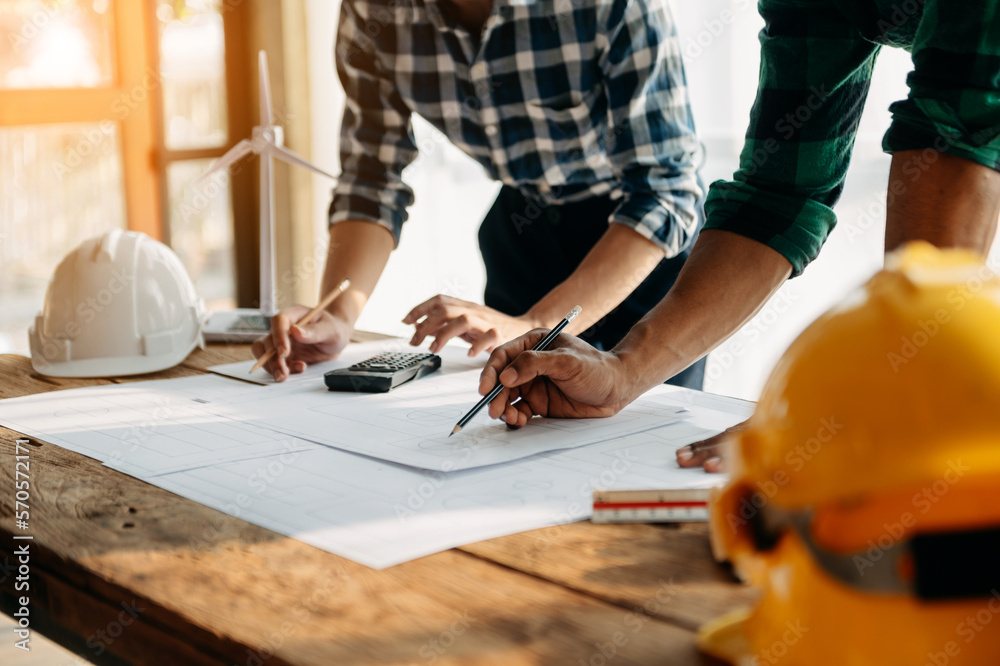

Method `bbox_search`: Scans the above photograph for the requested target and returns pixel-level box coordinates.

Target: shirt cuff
[703,181,836,278]
[609,193,699,259]
[884,99,1000,173]
[329,191,406,247]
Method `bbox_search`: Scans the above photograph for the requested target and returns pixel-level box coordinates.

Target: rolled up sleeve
[330,0,418,245]
[600,0,703,258]
[883,0,1000,171]
[702,0,879,276]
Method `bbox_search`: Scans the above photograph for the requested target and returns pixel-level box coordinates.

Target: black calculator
[324,352,442,393]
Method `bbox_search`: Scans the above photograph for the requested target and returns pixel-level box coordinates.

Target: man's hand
[403,295,538,356]
[251,307,353,382]
[478,330,636,427]
[675,420,747,473]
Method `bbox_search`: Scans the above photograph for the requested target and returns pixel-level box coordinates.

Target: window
[0,0,255,353]
[156,0,241,311]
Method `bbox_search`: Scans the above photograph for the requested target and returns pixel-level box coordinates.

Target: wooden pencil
[250,278,351,373]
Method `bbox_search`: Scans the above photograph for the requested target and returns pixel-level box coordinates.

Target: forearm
[610,229,792,401]
[526,224,666,332]
[885,151,1000,254]
[321,220,395,326]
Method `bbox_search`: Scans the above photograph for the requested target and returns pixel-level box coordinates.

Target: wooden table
[0,341,755,665]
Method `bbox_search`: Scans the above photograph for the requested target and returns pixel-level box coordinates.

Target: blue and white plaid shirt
[330,0,703,257]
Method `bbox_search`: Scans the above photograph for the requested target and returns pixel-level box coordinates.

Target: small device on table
[203,309,270,343]
[324,352,441,393]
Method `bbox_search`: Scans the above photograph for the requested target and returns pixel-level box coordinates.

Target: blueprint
[205,367,696,471]
[146,414,746,568]
[0,376,314,476]
[0,342,755,569]
[206,339,427,385]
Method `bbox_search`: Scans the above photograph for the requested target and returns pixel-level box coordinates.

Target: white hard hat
[29,229,205,377]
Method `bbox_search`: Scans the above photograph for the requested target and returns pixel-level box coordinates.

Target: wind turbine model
[199,50,336,342]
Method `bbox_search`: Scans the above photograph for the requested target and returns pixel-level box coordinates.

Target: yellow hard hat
[701,242,1000,665]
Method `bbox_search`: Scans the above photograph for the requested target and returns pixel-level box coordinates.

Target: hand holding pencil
[452,306,581,435]
[250,278,352,379]
[474,312,633,429]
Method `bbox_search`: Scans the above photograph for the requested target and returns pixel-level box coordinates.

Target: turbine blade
[259,50,273,127]
[193,139,254,184]
[267,144,337,181]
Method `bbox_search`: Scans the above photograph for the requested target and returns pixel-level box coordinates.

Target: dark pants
[478,186,705,390]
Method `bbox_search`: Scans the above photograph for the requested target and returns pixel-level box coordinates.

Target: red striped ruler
[591,488,713,523]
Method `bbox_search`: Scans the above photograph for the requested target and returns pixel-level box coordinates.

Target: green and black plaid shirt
[703,0,1000,276]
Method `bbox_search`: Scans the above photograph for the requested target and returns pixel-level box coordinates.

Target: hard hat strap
[757,505,1000,601]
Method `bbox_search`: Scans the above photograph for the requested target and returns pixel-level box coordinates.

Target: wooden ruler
[591,488,713,523]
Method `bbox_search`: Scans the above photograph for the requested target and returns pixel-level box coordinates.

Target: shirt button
[485,125,498,137]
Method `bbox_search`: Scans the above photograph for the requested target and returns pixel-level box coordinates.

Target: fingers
[429,315,471,353]
[410,315,447,347]
[699,421,747,473]
[402,295,454,325]
[264,353,307,381]
[676,423,743,473]
[405,296,511,352]
[405,296,454,346]
[252,325,283,379]
[252,306,346,382]
[289,320,327,345]
[267,305,312,380]
[703,456,725,473]
[503,398,534,429]
[289,311,351,360]
[479,329,548,395]
[675,432,723,468]
[401,305,424,326]
[487,385,515,419]
[261,348,283,380]
[252,336,289,381]
[270,313,295,381]
[498,348,579,389]
[469,328,501,357]
[251,335,273,360]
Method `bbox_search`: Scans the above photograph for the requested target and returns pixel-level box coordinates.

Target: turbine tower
[196,50,335,335]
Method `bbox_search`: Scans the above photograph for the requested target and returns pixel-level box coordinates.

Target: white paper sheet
[1,345,722,476]
[145,399,750,569]
[202,345,707,472]
[206,339,427,385]
[0,376,317,476]
[0,343,483,476]
[204,369,697,471]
